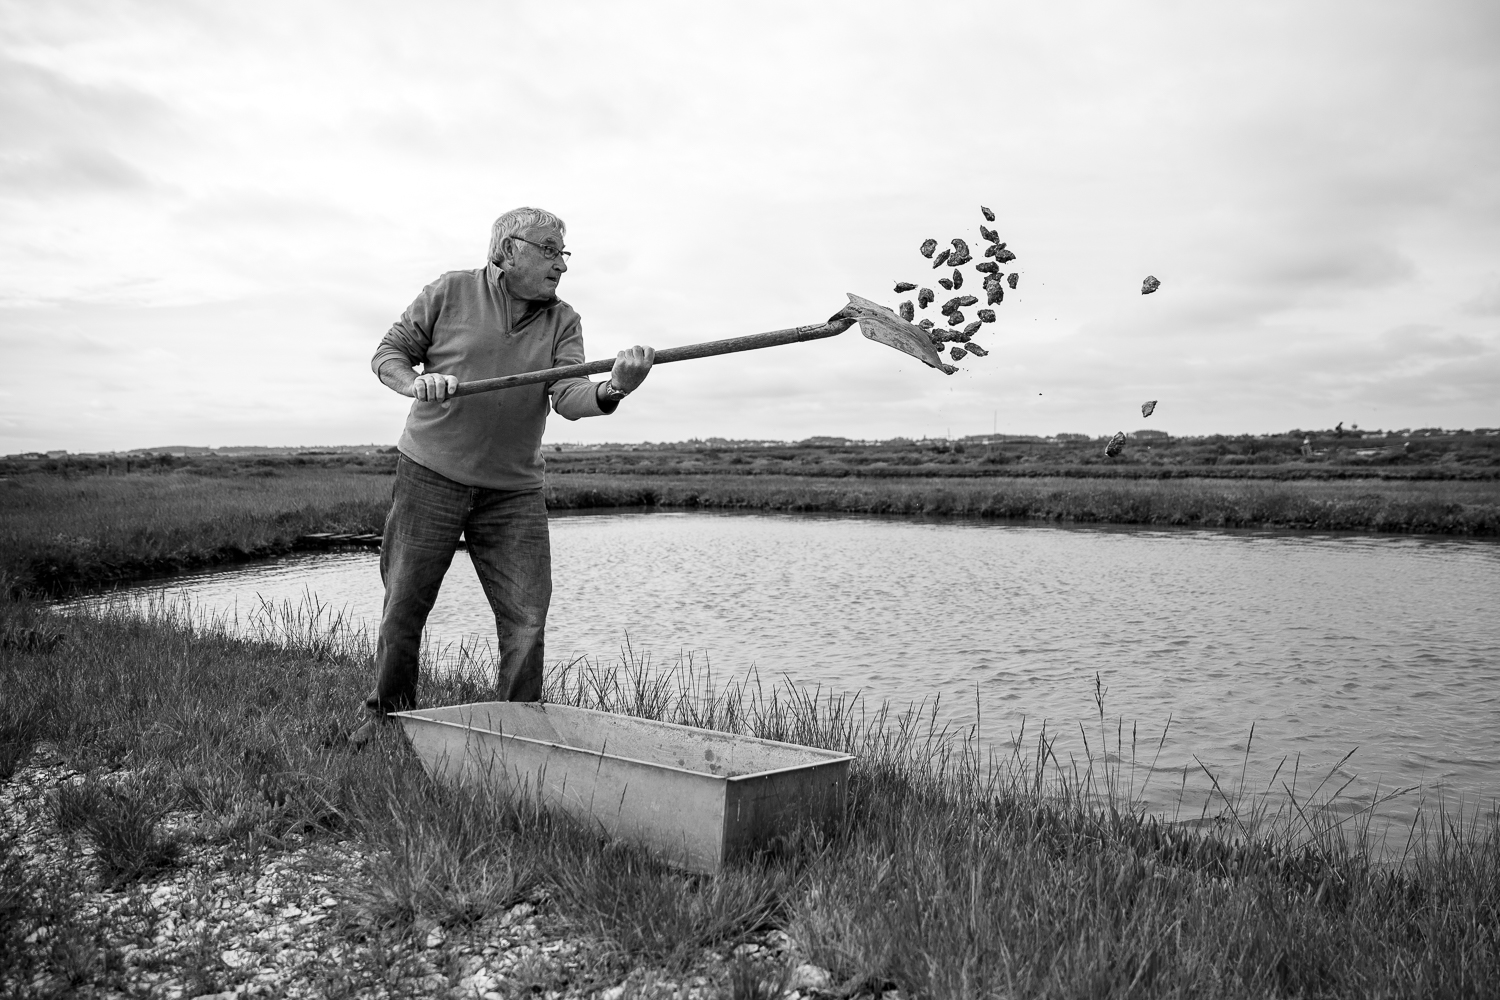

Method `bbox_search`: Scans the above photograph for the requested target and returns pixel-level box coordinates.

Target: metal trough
[393,702,854,873]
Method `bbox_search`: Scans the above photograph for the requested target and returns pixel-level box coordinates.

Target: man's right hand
[411,373,458,401]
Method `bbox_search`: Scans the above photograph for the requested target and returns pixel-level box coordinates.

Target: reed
[546,473,1500,536]
[6,464,1497,599]
[0,466,391,596]
[4,591,1498,996]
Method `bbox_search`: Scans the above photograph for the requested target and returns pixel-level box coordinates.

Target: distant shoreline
[5,456,1498,598]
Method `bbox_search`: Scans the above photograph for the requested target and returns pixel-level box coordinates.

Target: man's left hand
[609,345,655,394]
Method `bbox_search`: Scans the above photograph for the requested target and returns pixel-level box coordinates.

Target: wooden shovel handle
[451,312,857,398]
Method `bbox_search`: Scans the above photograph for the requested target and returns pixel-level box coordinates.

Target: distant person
[352,207,655,746]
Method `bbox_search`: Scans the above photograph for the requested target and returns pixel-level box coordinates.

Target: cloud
[3,0,1500,451]
[1378,324,1486,359]
[0,144,151,195]
[0,51,170,199]
[1461,274,1500,316]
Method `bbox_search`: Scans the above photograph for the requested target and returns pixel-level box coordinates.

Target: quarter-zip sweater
[371,263,609,490]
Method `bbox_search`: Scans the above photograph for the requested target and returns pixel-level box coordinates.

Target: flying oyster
[983,275,1004,305]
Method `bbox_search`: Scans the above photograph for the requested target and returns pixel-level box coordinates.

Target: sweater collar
[486,261,558,315]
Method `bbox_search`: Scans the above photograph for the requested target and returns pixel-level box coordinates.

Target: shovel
[448,293,955,399]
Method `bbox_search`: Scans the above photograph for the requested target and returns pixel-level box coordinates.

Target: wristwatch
[598,380,630,403]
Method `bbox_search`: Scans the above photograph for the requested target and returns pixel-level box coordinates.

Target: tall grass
[546,473,1500,536]
[6,590,1497,996]
[0,467,391,595]
[7,467,1496,600]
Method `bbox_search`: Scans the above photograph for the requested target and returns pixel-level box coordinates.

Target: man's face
[502,225,569,301]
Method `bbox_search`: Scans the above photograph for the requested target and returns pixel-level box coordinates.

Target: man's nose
[553,256,568,274]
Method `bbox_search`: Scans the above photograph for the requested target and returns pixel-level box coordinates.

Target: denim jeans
[365,455,552,714]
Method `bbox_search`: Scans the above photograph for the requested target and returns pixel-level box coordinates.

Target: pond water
[80,511,1500,846]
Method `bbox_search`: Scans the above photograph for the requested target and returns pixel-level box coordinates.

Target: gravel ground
[2,747,836,999]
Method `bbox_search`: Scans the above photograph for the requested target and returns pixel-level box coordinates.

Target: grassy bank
[1,465,392,596]
[6,461,1497,599]
[4,596,1498,997]
[547,473,1500,536]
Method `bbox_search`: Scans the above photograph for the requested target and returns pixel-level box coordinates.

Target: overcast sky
[2,0,1497,452]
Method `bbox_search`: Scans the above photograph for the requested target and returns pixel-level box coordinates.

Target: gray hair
[488,207,566,265]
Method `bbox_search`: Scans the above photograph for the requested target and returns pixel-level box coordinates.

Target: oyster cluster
[892,206,1020,364]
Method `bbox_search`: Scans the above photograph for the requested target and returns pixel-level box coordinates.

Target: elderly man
[352,206,653,745]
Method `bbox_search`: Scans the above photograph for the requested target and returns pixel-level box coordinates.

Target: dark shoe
[348,716,394,750]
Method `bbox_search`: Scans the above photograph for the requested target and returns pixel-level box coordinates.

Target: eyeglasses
[510,235,571,261]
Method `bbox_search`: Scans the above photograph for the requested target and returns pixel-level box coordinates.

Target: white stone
[424,925,445,949]
[600,987,626,1000]
[466,968,500,993]
[790,964,833,991]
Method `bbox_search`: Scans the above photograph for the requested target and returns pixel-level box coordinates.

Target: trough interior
[407,702,846,779]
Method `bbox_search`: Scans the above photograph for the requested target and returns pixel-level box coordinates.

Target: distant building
[45,450,68,459]
[1132,429,1169,441]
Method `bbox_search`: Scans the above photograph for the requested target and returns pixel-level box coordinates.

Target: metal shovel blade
[845,293,956,374]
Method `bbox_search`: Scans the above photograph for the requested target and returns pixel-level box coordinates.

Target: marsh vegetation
[4,441,1498,598]
[3,593,1498,997]
[4,440,1499,994]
